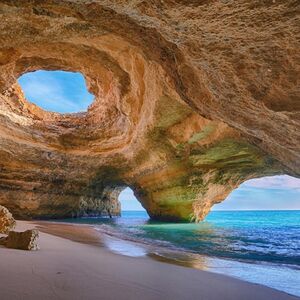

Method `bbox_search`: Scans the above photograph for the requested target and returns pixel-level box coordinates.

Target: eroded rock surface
[0,1,299,221]
[0,205,16,234]
[1,229,39,250]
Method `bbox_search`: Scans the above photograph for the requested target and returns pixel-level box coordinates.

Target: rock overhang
[0,0,299,221]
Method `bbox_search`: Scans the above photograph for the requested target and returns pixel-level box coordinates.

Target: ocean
[54,210,300,297]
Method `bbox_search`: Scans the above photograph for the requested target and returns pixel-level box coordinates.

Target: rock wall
[0,1,299,221]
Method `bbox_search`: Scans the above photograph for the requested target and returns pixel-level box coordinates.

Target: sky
[18,70,300,211]
[119,188,145,211]
[212,175,300,211]
[18,70,94,113]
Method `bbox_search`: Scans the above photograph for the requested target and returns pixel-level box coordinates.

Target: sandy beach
[0,221,298,300]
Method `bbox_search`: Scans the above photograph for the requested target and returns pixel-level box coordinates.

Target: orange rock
[0,205,16,234]
[0,1,298,221]
[2,229,39,251]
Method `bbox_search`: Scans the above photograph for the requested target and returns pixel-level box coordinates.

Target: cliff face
[0,1,299,221]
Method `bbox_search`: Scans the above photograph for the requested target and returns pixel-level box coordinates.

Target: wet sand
[0,220,298,300]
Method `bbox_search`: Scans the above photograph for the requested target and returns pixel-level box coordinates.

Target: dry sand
[0,221,298,300]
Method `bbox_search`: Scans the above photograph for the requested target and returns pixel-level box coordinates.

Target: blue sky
[119,188,145,211]
[212,175,300,211]
[18,71,300,211]
[18,70,94,113]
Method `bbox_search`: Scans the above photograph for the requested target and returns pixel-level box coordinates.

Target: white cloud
[242,175,300,190]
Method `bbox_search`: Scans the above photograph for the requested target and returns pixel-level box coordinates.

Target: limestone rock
[0,205,16,234]
[2,230,39,251]
[0,1,298,222]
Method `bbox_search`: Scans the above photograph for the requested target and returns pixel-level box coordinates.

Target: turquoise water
[55,210,300,296]
[60,210,300,266]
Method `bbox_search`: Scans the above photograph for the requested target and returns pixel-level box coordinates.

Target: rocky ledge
[0,1,299,221]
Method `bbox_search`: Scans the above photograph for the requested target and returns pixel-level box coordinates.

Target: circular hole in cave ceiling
[17,70,94,114]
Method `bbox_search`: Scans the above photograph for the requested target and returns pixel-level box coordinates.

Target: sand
[0,221,298,300]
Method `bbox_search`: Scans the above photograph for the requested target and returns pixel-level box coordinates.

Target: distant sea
[54,210,300,297]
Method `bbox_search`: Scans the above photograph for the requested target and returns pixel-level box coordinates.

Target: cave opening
[118,187,146,214]
[212,175,300,211]
[17,70,94,113]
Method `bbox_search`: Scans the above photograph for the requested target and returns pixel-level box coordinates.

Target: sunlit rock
[0,1,298,222]
[0,205,16,234]
[1,229,39,251]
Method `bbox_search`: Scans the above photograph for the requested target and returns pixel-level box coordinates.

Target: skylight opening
[18,70,94,114]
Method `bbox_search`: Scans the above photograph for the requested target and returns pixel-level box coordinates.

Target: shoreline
[34,219,300,296]
[0,220,298,300]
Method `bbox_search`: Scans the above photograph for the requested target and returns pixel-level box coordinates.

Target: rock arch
[0,0,298,221]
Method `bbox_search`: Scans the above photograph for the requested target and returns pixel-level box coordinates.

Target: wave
[94,224,178,249]
[93,223,300,270]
